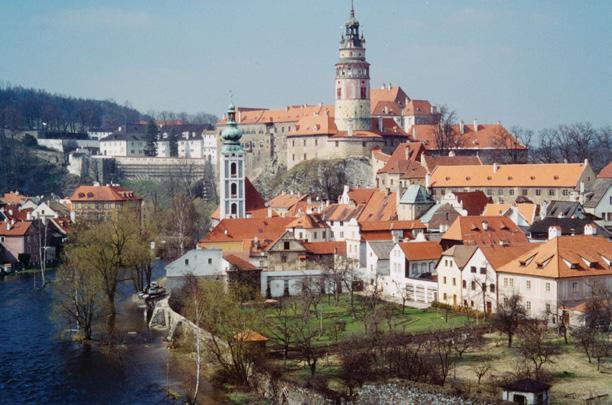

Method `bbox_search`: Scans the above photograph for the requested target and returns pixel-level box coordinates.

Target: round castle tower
[334,3,371,132]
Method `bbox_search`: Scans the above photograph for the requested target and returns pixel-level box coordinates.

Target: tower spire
[350,0,355,18]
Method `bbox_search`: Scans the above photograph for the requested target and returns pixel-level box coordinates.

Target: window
[545,282,550,292]
[303,139,307,146]
[498,189,504,195]
[526,280,531,290]
[360,87,367,98]
[549,189,555,196]
[315,139,318,146]
[208,258,212,264]
[572,281,578,290]
[292,140,295,147]
[490,284,495,293]
[509,278,514,287]
[535,189,542,196]
[471,281,476,290]
[470,300,474,307]
[303,153,307,160]
[283,241,290,250]
[443,276,447,284]
[546,304,551,313]
[230,182,237,197]
[562,189,569,196]
[184,259,189,265]
[337,87,341,98]
[452,278,456,286]
[362,141,366,147]
[281,254,287,263]
[230,162,237,176]
[526,301,531,310]
[480,267,486,275]
[462,280,466,288]
[521,189,528,196]
[509,189,515,195]
[335,141,339,147]
[292,154,295,161]
[486,189,492,196]
[504,297,508,305]
[443,293,447,300]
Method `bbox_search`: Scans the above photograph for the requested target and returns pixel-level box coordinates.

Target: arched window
[230,162,237,177]
[230,203,237,216]
[230,182,237,197]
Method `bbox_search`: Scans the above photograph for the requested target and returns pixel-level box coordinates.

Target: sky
[0,0,610,130]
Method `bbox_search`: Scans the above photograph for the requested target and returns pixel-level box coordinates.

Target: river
[0,264,226,405]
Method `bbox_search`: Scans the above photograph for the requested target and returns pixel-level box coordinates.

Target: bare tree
[493,294,527,347]
[432,105,462,154]
[392,280,411,314]
[263,300,295,360]
[292,290,324,377]
[166,192,197,258]
[452,326,481,358]
[492,125,532,163]
[428,332,455,385]
[339,337,375,397]
[471,362,492,385]
[517,320,558,378]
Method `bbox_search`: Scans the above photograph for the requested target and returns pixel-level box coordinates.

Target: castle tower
[334,2,371,132]
[219,103,246,218]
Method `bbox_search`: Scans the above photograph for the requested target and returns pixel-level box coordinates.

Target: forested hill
[0,85,143,132]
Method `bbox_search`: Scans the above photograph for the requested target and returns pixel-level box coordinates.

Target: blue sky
[1,0,610,129]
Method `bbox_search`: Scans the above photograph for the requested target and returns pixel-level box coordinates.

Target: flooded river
[0,265,226,405]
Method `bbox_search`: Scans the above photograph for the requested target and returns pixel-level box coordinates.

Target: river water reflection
[0,265,225,405]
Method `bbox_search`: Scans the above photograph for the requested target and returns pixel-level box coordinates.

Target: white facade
[165,248,224,291]
[459,249,499,313]
[100,139,146,157]
[219,152,245,219]
[436,254,465,307]
[384,243,438,303]
[588,184,612,229]
[203,131,217,163]
[326,217,360,261]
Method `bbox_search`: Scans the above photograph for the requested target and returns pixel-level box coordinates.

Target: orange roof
[402,99,433,116]
[399,241,443,261]
[372,100,403,116]
[234,329,268,342]
[200,217,295,251]
[70,185,141,202]
[483,203,539,225]
[431,163,587,188]
[224,104,334,126]
[0,221,33,237]
[357,190,398,222]
[320,203,363,222]
[479,244,540,269]
[268,193,307,210]
[359,220,425,231]
[303,241,346,256]
[498,235,611,279]
[370,86,409,109]
[292,113,337,136]
[377,142,425,176]
[286,213,329,230]
[372,147,390,163]
[223,253,258,271]
[348,188,378,205]
[443,216,529,246]
[598,162,612,179]
[453,191,490,216]
[1,192,29,205]
[411,123,526,150]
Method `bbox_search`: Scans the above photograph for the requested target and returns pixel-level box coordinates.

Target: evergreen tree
[144,119,158,156]
[168,129,179,157]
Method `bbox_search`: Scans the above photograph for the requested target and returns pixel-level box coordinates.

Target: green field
[252,294,474,346]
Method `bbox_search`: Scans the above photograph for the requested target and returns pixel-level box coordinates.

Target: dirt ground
[452,333,611,404]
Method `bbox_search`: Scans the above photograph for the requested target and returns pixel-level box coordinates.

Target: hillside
[254,157,374,201]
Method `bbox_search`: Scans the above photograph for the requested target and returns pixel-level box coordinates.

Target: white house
[100,133,146,157]
[165,248,224,291]
[583,178,612,230]
[385,240,442,304]
[497,234,612,326]
[436,245,477,307]
[364,240,394,284]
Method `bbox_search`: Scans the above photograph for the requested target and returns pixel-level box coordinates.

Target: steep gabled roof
[441,245,478,269]
[443,216,529,246]
[286,213,329,230]
[597,162,612,178]
[583,178,612,209]
[479,244,539,270]
[399,185,434,205]
[453,191,490,216]
[368,240,395,260]
[268,193,308,210]
[498,235,611,279]
[411,123,525,150]
[303,241,346,256]
[200,217,295,252]
[528,217,609,237]
[377,142,425,175]
[0,221,33,236]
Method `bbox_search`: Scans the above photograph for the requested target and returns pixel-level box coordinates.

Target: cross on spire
[350,0,355,18]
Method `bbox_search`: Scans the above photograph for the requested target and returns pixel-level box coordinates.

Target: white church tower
[219,103,246,218]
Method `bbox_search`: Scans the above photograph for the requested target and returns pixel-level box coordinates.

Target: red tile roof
[453,191,491,216]
[1,192,29,206]
[598,162,612,179]
[359,220,426,231]
[402,100,433,116]
[268,193,308,210]
[399,241,443,261]
[224,253,258,271]
[286,214,329,230]
[303,241,346,256]
[348,188,378,205]
[411,123,526,150]
[200,217,295,251]
[211,178,268,220]
[377,142,425,176]
[70,185,141,202]
[421,155,482,173]
[443,216,529,246]
[0,221,33,237]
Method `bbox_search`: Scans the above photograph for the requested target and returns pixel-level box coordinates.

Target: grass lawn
[251,294,474,347]
[453,333,611,404]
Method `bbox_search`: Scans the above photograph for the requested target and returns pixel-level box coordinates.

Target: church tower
[219,103,246,218]
[334,2,371,132]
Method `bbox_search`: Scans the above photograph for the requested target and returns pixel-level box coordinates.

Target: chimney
[548,225,561,240]
[584,223,596,236]
[10,219,15,226]
[473,119,478,132]
[378,116,383,131]
[493,163,499,173]
[459,119,465,135]
[481,220,489,231]
[448,150,455,157]
[425,173,431,189]
[267,206,273,218]
[5,222,10,231]
[411,126,416,139]
[26,212,32,221]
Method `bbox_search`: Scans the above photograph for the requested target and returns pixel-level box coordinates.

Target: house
[441,215,529,250]
[396,185,435,221]
[0,221,38,266]
[69,183,142,222]
[365,240,394,282]
[439,191,491,216]
[583,178,612,230]
[267,193,308,217]
[320,202,362,261]
[420,154,482,174]
[100,132,146,157]
[385,240,442,303]
[482,203,539,229]
[502,379,551,405]
[286,213,331,242]
[436,245,478,307]
[374,142,426,193]
[597,162,612,179]
[527,218,609,242]
[543,200,589,219]
[497,234,612,325]
[429,162,596,204]
[419,203,462,237]
[165,248,225,291]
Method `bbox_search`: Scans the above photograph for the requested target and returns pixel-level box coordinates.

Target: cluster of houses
[0,184,143,271]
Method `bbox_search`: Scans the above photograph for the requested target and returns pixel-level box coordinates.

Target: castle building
[219,104,246,218]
